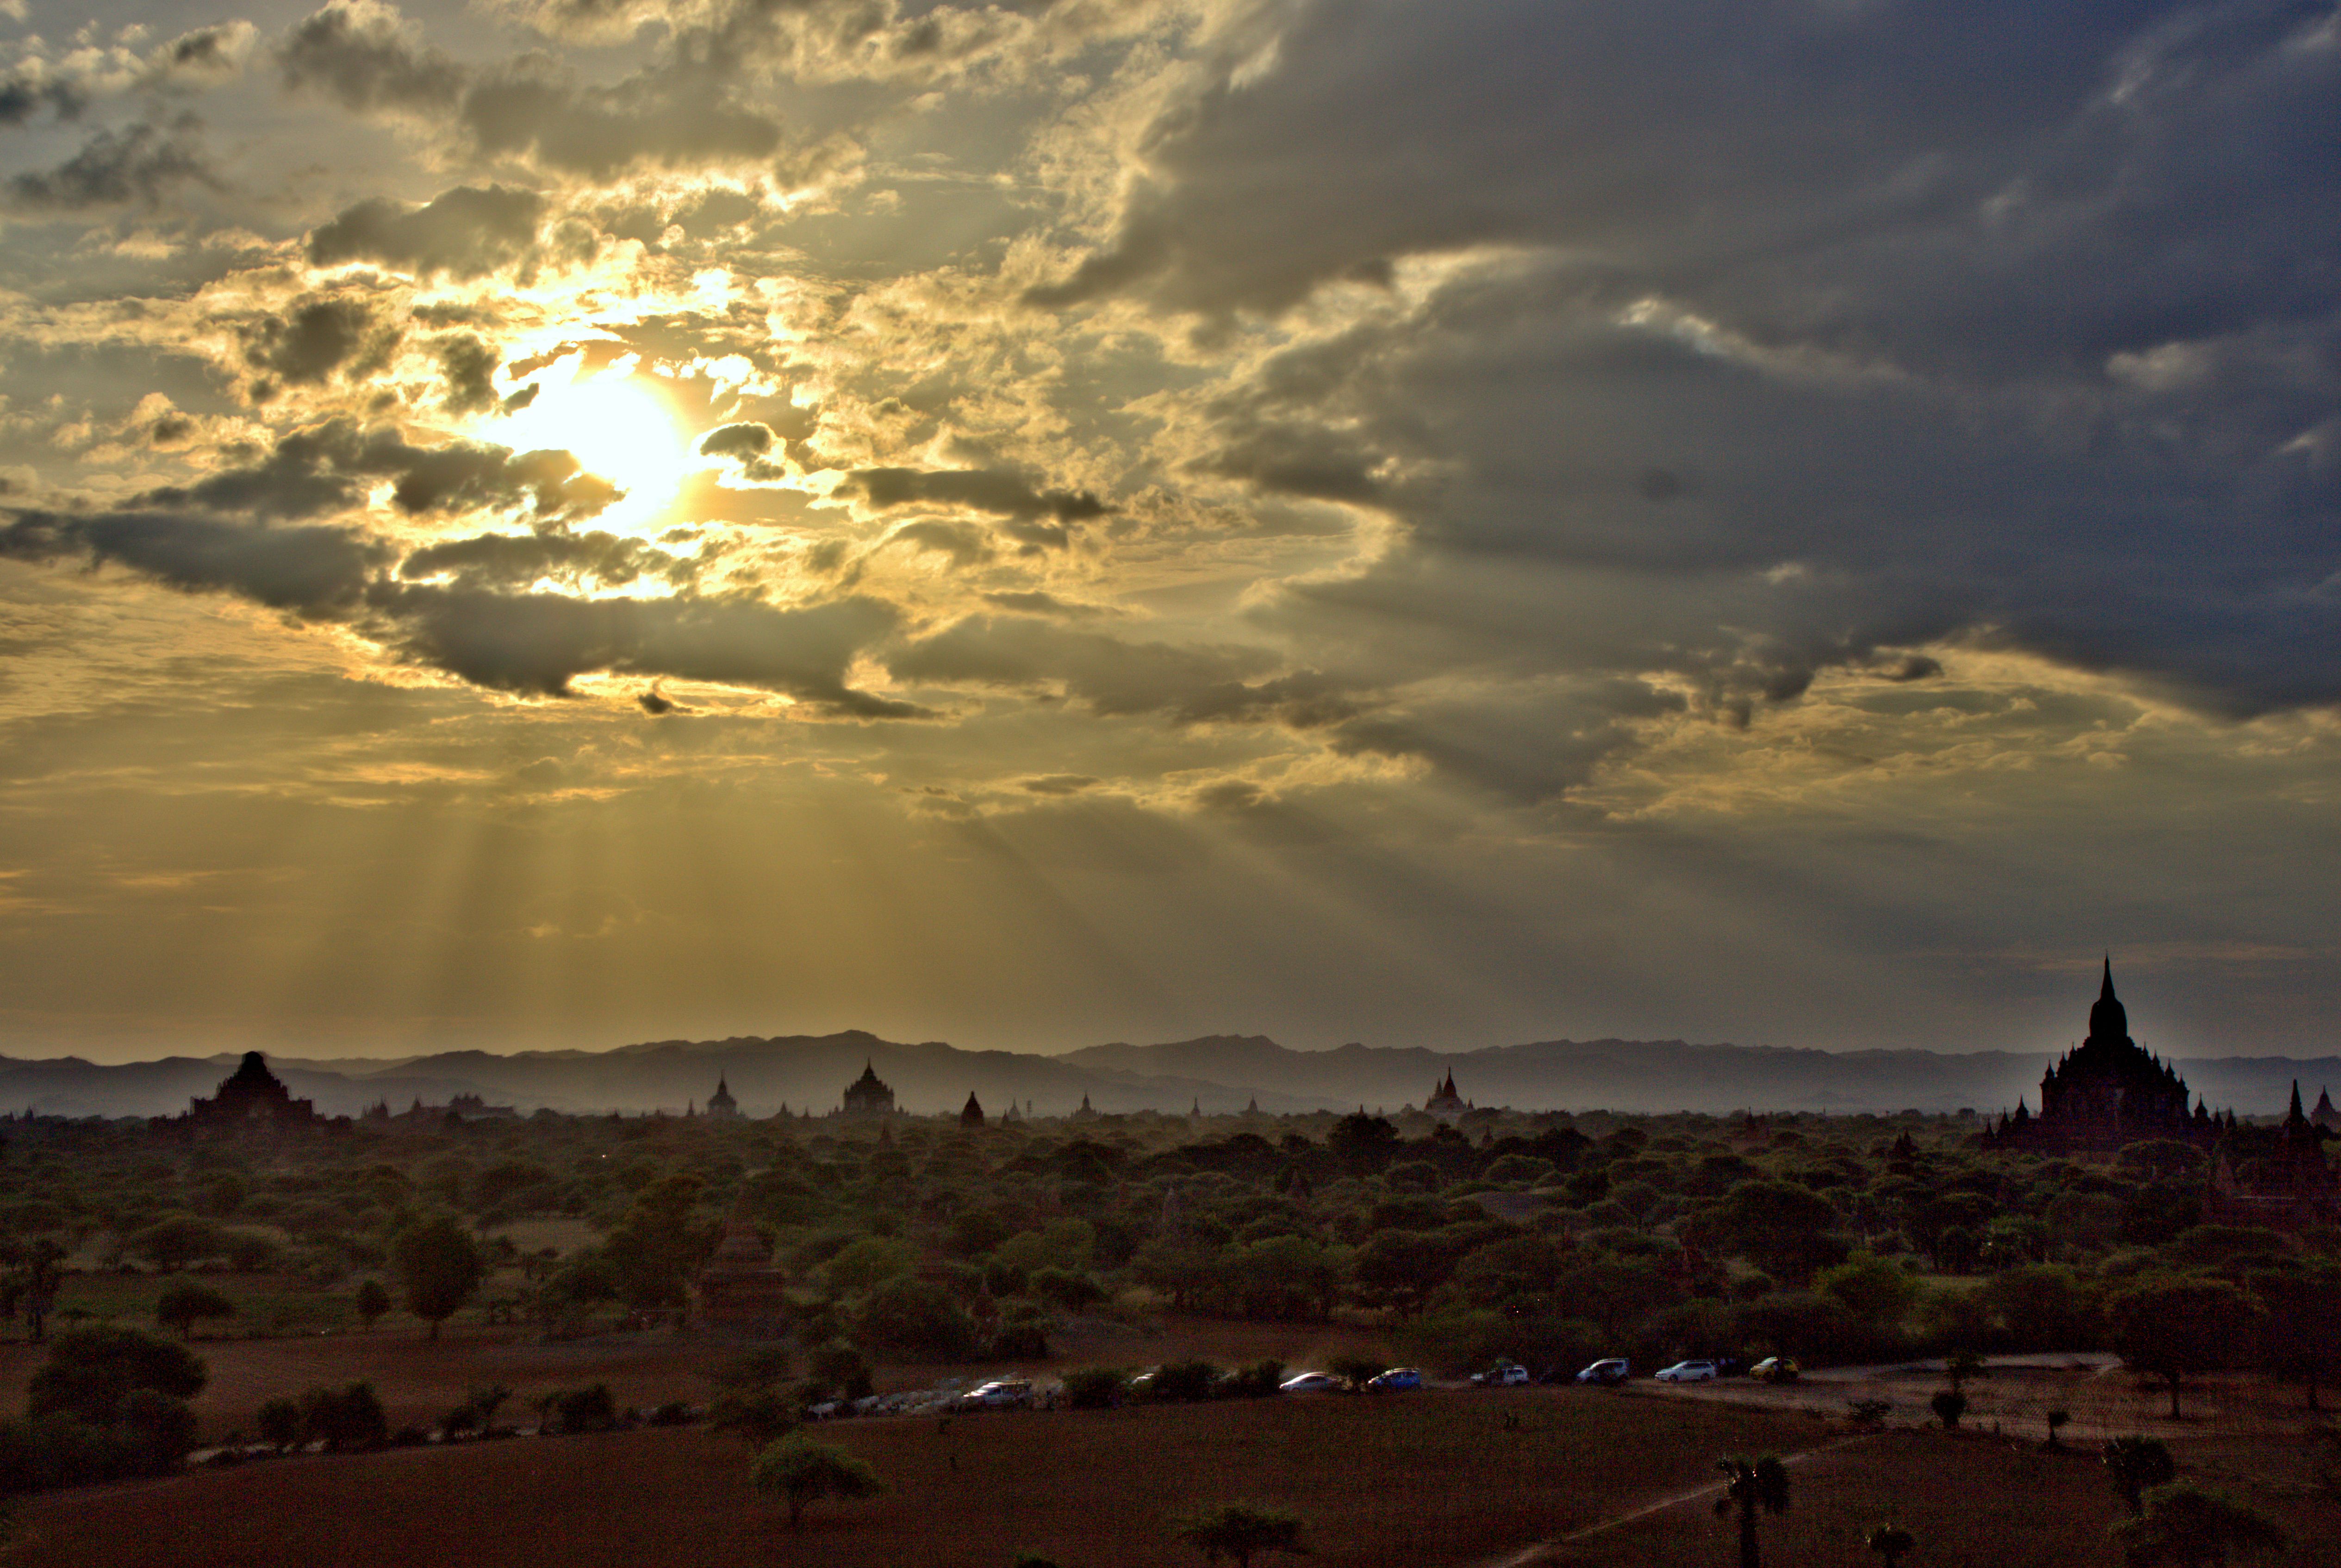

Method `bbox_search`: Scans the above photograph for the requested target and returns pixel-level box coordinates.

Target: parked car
[956,1379,1032,1411]
[1471,1361,1531,1388]
[1574,1358,1631,1385]
[1749,1356,1800,1384]
[1655,1360,1718,1383]
[1278,1371,1343,1394]
[1366,1367,1424,1392]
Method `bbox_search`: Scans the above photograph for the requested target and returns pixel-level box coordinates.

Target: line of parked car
[1572,1356,1799,1386]
[944,1353,1800,1414]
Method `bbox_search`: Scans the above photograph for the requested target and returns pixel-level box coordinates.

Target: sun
[498,353,689,536]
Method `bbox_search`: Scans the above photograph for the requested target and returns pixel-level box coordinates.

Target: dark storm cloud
[1027,0,2341,732]
[697,421,789,481]
[6,119,214,210]
[0,508,386,615]
[373,583,916,710]
[306,185,546,279]
[0,498,909,711]
[278,1,787,181]
[136,421,619,525]
[1331,681,1688,804]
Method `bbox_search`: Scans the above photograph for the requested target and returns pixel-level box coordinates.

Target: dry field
[16,1388,2338,1568]
[0,1314,1395,1441]
[1651,1360,2329,1444]
[12,1392,1817,1568]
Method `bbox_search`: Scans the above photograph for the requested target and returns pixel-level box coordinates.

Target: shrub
[539,1383,618,1435]
[1222,1359,1285,1399]
[1059,1367,1127,1410]
[1028,1266,1107,1310]
[856,1276,981,1361]
[1930,1390,1967,1430]
[1149,1360,1220,1403]
[299,1382,388,1452]
[255,1397,302,1452]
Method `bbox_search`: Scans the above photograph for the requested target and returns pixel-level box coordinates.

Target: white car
[1655,1360,1718,1383]
[1278,1371,1343,1394]
[956,1379,1032,1410]
[1472,1362,1532,1388]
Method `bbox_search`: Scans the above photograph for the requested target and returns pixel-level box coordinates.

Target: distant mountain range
[1,1031,2335,1122]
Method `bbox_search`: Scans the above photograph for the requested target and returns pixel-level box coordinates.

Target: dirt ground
[16,1389,2339,1568]
[8,1392,1820,1568]
[1647,1357,2329,1444]
[0,1313,1398,1440]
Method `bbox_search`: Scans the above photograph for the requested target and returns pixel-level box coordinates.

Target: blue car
[1366,1367,1423,1392]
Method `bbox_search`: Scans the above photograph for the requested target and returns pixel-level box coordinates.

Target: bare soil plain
[0,1314,1397,1441]
[16,1390,2340,1568]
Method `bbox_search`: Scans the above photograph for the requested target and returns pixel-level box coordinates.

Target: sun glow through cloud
[499,355,691,538]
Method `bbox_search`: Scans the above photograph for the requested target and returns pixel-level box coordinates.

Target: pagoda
[841,1061,895,1117]
[184,1052,320,1131]
[1984,962,2210,1153]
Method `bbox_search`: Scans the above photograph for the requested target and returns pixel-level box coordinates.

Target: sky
[0,0,2336,1066]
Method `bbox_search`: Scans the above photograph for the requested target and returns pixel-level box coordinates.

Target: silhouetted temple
[1425,1070,1466,1120]
[959,1091,984,1127]
[185,1052,319,1130]
[1983,963,2215,1153]
[694,1200,790,1328]
[705,1077,739,1120]
[2208,1081,2339,1225]
[841,1061,894,1117]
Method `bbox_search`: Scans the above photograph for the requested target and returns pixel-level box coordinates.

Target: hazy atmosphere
[4,0,2339,1064]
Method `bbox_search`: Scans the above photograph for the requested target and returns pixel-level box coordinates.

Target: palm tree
[1714,1455,1791,1568]
[1868,1524,1915,1568]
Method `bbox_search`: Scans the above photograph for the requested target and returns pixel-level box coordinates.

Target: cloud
[372,582,916,709]
[6,118,214,210]
[134,421,620,526]
[278,0,790,181]
[398,527,681,589]
[0,508,386,615]
[307,184,546,279]
[239,297,396,390]
[889,614,1351,725]
[847,466,1108,523]
[436,334,502,414]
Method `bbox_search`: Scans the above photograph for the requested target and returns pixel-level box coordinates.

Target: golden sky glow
[0,0,2337,1064]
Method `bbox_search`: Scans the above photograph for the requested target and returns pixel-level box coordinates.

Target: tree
[751,1434,886,1530]
[353,1279,392,1332]
[2103,1437,2177,1515]
[1713,1455,1791,1568]
[1930,1390,1967,1431]
[255,1397,302,1453]
[1686,1183,1847,1287]
[155,1281,235,1340]
[1816,1253,1918,1331]
[1172,1503,1310,1568]
[2110,1482,2287,1568]
[1943,1349,1986,1392]
[299,1381,388,1451]
[1868,1524,1915,1568]
[27,1325,206,1423]
[1326,1354,1385,1392]
[2108,1277,2253,1420]
[391,1216,485,1340]
[127,1215,225,1273]
[2246,1262,2341,1412]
